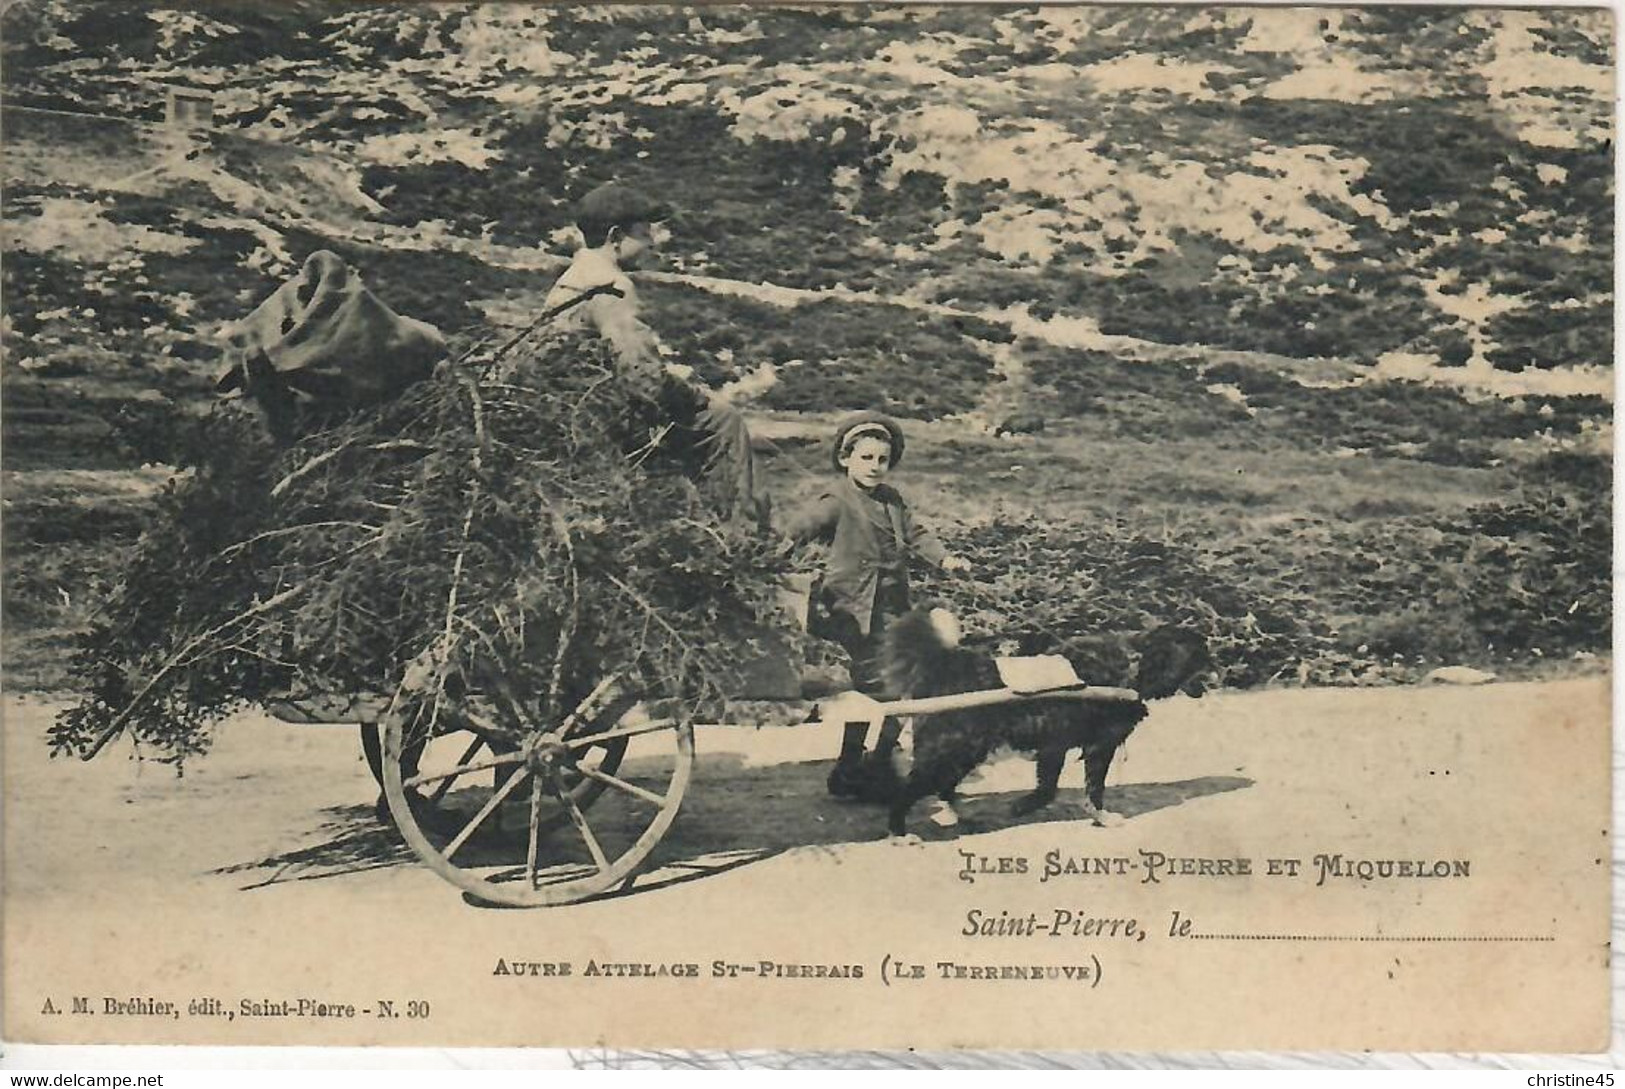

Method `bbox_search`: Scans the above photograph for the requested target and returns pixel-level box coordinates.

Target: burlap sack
[215,250,445,409]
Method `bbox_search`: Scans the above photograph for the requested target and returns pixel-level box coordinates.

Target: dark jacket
[784,479,947,635]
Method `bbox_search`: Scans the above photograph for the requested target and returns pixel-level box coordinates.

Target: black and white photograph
[1,1,1613,1056]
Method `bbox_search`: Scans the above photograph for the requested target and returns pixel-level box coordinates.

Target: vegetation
[48,332,804,764]
[0,4,1611,730]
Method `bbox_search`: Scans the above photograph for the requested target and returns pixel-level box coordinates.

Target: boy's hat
[831,410,905,471]
[575,182,672,243]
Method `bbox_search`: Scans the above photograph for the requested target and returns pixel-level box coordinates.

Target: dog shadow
[215,755,1253,898]
[933,773,1255,836]
[592,759,1256,900]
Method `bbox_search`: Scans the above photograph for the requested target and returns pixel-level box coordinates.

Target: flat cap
[575,182,672,237]
[830,410,905,472]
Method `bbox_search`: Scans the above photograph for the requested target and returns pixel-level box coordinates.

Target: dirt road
[4,676,1610,1052]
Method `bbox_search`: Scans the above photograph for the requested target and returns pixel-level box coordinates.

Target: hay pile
[51,329,801,765]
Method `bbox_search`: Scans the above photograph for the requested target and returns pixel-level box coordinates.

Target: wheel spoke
[525,775,545,889]
[430,736,486,805]
[444,767,530,861]
[403,749,523,791]
[460,706,525,745]
[556,674,624,736]
[576,764,668,808]
[384,670,693,907]
[489,679,538,738]
[563,718,676,751]
[552,769,610,872]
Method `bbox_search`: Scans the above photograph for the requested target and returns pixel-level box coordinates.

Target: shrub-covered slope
[1,4,1611,691]
[4,4,1612,374]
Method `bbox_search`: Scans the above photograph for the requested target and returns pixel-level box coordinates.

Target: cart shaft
[883,684,1139,718]
[814,683,1139,727]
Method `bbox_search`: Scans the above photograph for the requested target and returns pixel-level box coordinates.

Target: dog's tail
[880,607,958,697]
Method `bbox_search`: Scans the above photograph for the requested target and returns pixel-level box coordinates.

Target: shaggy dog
[879,609,1212,837]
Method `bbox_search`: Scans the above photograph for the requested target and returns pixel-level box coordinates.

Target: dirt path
[3,676,1610,1051]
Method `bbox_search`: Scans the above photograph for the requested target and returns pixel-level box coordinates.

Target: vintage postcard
[2,3,1612,1055]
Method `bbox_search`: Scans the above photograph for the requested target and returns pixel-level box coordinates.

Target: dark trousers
[822,580,909,762]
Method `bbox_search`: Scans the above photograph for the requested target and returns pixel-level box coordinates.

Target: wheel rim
[382,690,694,907]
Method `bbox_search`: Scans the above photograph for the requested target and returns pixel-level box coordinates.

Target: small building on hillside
[163,86,215,129]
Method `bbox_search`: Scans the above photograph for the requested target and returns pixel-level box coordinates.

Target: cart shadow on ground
[611,757,1253,906]
[213,802,415,890]
[213,753,1252,901]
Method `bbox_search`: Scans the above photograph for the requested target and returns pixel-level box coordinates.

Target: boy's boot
[857,718,906,803]
[826,723,870,797]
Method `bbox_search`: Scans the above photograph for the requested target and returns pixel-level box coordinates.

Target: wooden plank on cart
[264,693,387,724]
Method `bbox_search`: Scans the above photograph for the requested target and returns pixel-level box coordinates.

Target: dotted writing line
[1191,934,1555,943]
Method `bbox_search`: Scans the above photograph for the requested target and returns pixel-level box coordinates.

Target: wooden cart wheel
[381,684,695,907]
[360,699,633,839]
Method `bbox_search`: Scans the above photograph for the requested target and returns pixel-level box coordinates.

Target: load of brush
[49,327,804,768]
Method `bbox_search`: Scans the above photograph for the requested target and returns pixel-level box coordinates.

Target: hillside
[6,5,1612,371]
[0,3,1612,691]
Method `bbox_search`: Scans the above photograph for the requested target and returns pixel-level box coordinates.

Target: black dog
[879,609,1211,837]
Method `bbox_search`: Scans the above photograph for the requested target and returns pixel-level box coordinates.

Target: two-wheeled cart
[268,658,1137,908]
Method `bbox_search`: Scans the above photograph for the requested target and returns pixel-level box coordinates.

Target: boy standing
[784,412,969,797]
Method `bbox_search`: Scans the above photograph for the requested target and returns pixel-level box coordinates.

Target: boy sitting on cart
[544,182,770,530]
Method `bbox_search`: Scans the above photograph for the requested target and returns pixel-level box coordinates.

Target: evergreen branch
[542,507,579,723]
[215,521,382,562]
[454,282,624,370]
[602,572,729,706]
[61,326,804,767]
[81,583,309,760]
[270,439,433,499]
